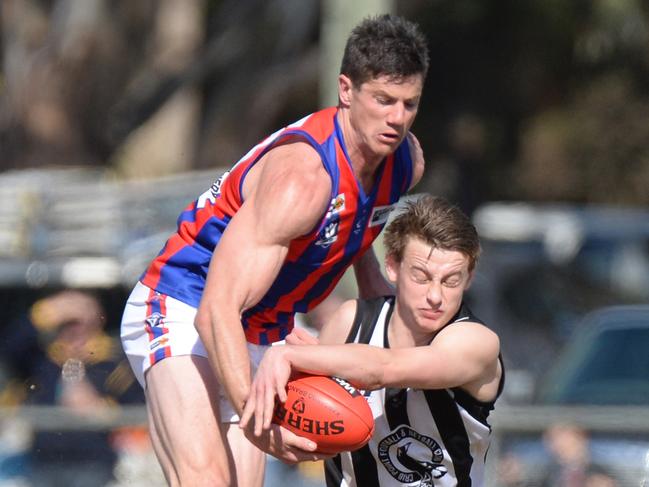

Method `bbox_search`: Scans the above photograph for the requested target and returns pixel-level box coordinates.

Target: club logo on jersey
[378,426,447,486]
[369,204,395,227]
[314,194,346,247]
[315,219,339,247]
[145,312,165,328]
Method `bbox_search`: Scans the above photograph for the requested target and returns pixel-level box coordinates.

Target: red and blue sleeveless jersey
[140,107,413,345]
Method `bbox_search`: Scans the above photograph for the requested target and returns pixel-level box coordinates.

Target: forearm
[195,305,251,415]
[282,343,390,390]
[353,247,394,299]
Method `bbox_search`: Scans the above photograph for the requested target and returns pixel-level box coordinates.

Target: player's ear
[338,74,353,107]
[385,253,399,284]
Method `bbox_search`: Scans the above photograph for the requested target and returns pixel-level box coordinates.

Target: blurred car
[467,201,649,397]
[496,305,649,487]
[536,305,649,405]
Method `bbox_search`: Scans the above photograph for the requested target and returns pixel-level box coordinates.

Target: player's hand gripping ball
[272,374,374,454]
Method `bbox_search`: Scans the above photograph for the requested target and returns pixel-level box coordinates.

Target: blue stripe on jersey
[194,214,230,254]
[155,216,231,307]
[177,204,199,225]
[247,314,293,346]
[290,192,378,311]
[248,186,376,318]
[392,141,413,198]
[333,114,370,202]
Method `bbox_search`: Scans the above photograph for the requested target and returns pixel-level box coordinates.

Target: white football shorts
[120,281,269,422]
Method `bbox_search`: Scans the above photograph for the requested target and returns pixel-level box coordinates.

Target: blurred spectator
[495,451,527,487]
[0,289,144,487]
[541,424,619,487]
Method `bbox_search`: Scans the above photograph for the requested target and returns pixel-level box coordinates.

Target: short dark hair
[340,14,429,86]
[384,195,481,272]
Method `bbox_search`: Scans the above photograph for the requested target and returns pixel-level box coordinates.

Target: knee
[170,463,229,487]
[172,451,231,487]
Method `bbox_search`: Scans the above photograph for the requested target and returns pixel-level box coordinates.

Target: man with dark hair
[242,195,504,486]
[121,13,430,487]
[341,14,429,84]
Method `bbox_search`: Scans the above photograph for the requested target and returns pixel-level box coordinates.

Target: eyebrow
[373,89,420,104]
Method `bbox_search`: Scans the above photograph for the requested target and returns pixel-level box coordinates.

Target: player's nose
[426,281,442,306]
[387,103,407,126]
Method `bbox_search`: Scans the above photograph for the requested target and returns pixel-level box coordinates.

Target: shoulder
[258,139,331,188]
[253,141,331,199]
[318,299,358,345]
[244,140,333,239]
[436,321,499,360]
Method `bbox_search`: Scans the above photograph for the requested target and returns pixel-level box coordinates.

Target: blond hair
[384,195,481,271]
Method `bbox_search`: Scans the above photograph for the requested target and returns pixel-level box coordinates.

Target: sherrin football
[272,374,375,454]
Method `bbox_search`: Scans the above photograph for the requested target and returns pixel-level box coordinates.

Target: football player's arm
[194,142,331,451]
[242,319,500,433]
[241,299,358,434]
[281,322,500,399]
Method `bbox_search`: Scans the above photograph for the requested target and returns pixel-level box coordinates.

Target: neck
[336,108,383,192]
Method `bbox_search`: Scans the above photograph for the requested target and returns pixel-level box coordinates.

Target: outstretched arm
[241,303,500,435]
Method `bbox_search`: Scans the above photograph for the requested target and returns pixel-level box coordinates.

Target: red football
[272,374,375,454]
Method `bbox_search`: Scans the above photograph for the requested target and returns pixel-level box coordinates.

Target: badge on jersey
[327,193,346,217]
[369,204,395,227]
[315,219,340,247]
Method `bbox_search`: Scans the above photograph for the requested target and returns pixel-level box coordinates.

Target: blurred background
[1,0,649,485]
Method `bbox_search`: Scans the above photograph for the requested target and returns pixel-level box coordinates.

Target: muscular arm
[194,141,331,416]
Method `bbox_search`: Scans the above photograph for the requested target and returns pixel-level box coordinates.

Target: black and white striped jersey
[325,296,504,487]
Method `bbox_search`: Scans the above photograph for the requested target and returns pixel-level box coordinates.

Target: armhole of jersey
[345,296,392,344]
[496,353,506,399]
[345,300,364,344]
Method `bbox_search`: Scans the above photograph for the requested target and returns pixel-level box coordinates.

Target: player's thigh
[145,355,229,471]
[223,422,266,487]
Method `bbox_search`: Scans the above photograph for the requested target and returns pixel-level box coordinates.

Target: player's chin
[374,136,400,153]
[417,312,445,330]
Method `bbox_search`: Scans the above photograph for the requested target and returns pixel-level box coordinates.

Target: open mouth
[378,132,400,144]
